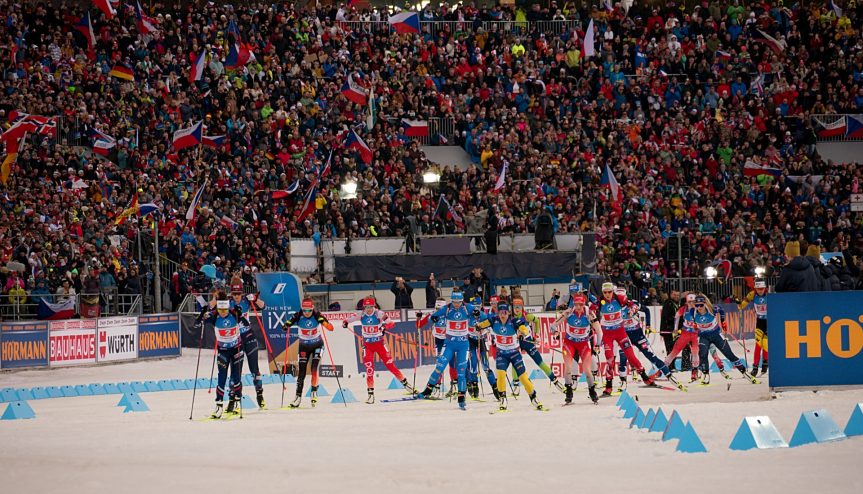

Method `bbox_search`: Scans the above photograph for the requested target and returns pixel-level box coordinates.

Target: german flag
[109,62,135,81]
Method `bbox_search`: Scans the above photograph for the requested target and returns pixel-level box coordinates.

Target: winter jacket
[806,256,832,292]
[775,256,820,293]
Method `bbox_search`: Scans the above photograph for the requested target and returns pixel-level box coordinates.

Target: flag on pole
[388,11,420,34]
[846,115,863,139]
[268,180,300,199]
[172,121,203,150]
[74,12,96,54]
[202,135,226,148]
[1,131,25,185]
[830,0,844,18]
[225,43,255,69]
[743,161,782,179]
[133,1,159,34]
[185,179,208,221]
[109,62,135,81]
[753,29,787,54]
[93,138,115,156]
[189,50,207,83]
[600,163,622,214]
[366,85,376,130]
[440,194,464,230]
[296,181,318,223]
[219,215,238,230]
[341,73,368,105]
[400,119,429,138]
[345,129,373,163]
[583,19,596,58]
[319,149,333,178]
[93,0,115,18]
[493,160,508,192]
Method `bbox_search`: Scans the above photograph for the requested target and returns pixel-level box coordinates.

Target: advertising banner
[0,321,49,369]
[49,320,97,366]
[768,292,863,389]
[97,316,138,362]
[255,272,303,372]
[139,313,181,358]
[350,320,434,373]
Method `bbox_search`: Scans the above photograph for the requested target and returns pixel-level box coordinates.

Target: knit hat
[805,244,821,257]
[784,241,800,258]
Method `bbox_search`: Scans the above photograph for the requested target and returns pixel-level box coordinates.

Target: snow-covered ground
[2,347,862,494]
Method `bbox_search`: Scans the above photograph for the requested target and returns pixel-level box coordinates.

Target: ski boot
[588,384,599,404]
[498,392,508,411]
[210,401,224,419]
[310,386,319,407]
[751,365,759,377]
[572,375,580,391]
[226,395,240,415]
[668,374,687,391]
[719,368,731,380]
[564,384,573,404]
[689,369,699,383]
[492,387,501,401]
[445,381,458,398]
[761,362,768,376]
[432,384,442,398]
[616,376,627,394]
[551,377,565,392]
[400,379,415,394]
[256,390,266,409]
[289,395,302,408]
[457,392,467,410]
[417,385,434,400]
[742,370,760,384]
[467,382,479,400]
[529,391,545,411]
[700,372,711,386]
[602,378,614,396]
[631,371,641,383]
[512,379,521,397]
[639,370,655,386]
[366,388,375,404]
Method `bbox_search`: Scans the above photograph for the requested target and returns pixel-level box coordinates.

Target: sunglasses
[302,308,312,312]
[695,303,705,308]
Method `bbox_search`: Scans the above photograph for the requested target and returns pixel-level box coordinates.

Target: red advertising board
[49,320,97,366]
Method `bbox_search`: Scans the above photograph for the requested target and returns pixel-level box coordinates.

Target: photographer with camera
[391,276,414,309]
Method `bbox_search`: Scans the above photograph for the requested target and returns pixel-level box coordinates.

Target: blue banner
[351,321,436,373]
[769,292,863,388]
[0,321,49,369]
[138,314,181,358]
[255,272,303,372]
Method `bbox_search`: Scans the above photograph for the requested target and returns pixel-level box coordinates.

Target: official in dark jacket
[775,241,820,293]
[391,277,414,309]
[660,290,681,369]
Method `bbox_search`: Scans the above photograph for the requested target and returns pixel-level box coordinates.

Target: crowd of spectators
[1,0,862,316]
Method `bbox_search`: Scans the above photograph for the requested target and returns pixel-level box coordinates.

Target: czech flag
[134,1,159,34]
[813,116,847,138]
[202,134,226,148]
[93,0,115,19]
[268,180,300,199]
[189,50,207,83]
[172,121,203,150]
[743,161,782,179]
[296,181,318,223]
[753,29,786,54]
[493,160,508,192]
[714,50,732,62]
[600,163,622,214]
[844,115,863,139]
[225,43,256,69]
[345,129,373,164]
[401,119,429,138]
[93,138,115,156]
[219,215,238,229]
[74,12,96,51]
[37,297,77,320]
[388,11,420,34]
[109,62,135,81]
[341,73,368,105]
[186,179,208,221]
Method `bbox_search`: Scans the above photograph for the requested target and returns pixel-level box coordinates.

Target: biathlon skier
[476,303,546,411]
[343,297,413,404]
[510,296,564,394]
[230,280,267,408]
[418,298,457,398]
[201,292,247,419]
[691,294,759,385]
[283,298,334,408]
[618,301,686,391]
[597,282,654,396]
[550,293,600,404]
[738,279,768,376]
[417,292,477,410]
[466,295,499,400]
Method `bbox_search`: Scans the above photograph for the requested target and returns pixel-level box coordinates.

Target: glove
[472,308,481,318]
[431,315,439,323]
[342,320,349,328]
[323,322,334,331]
[246,293,256,302]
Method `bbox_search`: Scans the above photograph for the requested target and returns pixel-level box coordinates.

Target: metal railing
[810,114,862,142]
[337,19,580,38]
[0,291,143,321]
[619,276,780,303]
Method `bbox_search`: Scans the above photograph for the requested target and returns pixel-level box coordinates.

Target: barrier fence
[0,291,143,321]
[810,114,863,142]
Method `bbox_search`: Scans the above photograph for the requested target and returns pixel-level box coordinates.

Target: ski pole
[248,301,275,393]
[189,315,207,420]
[280,326,292,408]
[207,339,217,394]
[505,373,518,400]
[319,326,348,408]
[412,318,420,392]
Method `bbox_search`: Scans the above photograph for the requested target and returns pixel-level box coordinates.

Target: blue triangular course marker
[170,379,188,391]
[529,369,547,380]
[729,416,788,450]
[131,381,147,393]
[620,395,636,417]
[1,388,17,402]
[629,407,645,428]
[282,375,297,384]
[242,374,254,386]
[709,360,720,373]
[103,383,120,394]
[642,408,656,429]
[578,374,586,383]
[117,392,142,408]
[196,378,212,389]
[662,410,686,442]
[387,377,403,390]
[615,389,630,408]
[241,395,256,409]
[74,385,92,397]
[1,401,35,420]
[30,387,48,400]
[183,379,197,389]
[622,399,639,419]
[16,388,34,401]
[649,408,669,433]
[46,386,62,398]
[157,380,175,391]
[331,388,358,404]
[844,403,863,437]
[144,381,161,393]
[259,375,272,385]
[305,385,330,397]
[676,422,708,453]
[789,409,846,447]
[88,384,107,395]
[117,382,134,394]
[123,397,150,413]
[60,385,78,397]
